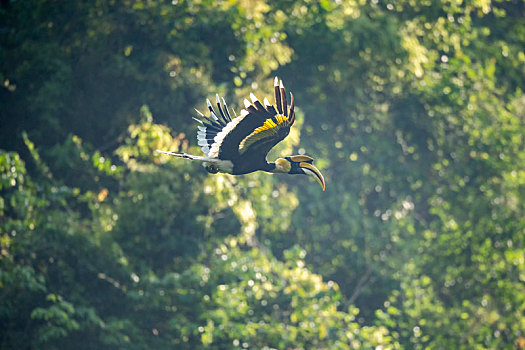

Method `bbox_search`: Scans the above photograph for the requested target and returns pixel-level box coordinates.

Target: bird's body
[157,78,325,190]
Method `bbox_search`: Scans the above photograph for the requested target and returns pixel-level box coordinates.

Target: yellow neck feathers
[273,158,291,173]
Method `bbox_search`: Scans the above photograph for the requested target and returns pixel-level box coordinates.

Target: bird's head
[274,155,325,191]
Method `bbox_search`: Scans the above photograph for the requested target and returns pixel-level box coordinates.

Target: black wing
[193,77,296,162]
[193,94,234,156]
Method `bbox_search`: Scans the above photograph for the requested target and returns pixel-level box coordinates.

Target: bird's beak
[299,162,326,191]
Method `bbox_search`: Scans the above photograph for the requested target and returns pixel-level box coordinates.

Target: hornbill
[156,77,325,190]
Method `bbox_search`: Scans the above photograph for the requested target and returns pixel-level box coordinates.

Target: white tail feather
[156,150,209,161]
[156,150,233,173]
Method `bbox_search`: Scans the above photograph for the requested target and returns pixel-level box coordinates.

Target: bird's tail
[156,150,233,174]
[155,150,211,161]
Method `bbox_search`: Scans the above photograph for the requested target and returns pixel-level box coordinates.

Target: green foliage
[2,0,525,348]
[200,244,395,349]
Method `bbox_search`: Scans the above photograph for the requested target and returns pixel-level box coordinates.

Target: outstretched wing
[237,110,291,156]
[193,94,235,156]
[192,77,296,162]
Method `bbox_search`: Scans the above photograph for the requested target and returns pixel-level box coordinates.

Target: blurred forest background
[1,0,525,349]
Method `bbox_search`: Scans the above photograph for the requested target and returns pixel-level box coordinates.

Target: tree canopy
[1,0,525,348]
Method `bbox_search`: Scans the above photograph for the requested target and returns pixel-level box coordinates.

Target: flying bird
[156,77,325,190]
